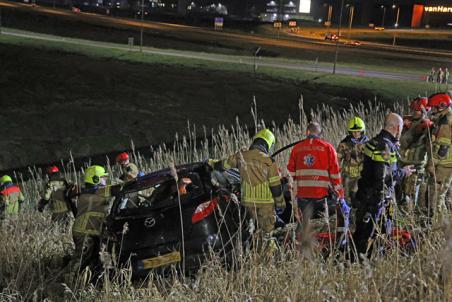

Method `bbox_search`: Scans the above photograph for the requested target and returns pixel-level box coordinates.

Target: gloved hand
[415,119,433,133]
[274,195,286,209]
[402,165,416,178]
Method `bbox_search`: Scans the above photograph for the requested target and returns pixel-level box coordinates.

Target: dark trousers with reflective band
[352,201,393,258]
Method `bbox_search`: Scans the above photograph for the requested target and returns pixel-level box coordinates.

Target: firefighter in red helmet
[426,93,452,220]
[398,97,432,213]
[38,166,74,226]
[116,152,139,182]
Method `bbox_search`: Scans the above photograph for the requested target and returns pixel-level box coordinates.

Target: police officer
[287,122,349,248]
[0,175,25,220]
[65,165,117,286]
[337,117,369,202]
[353,113,414,259]
[116,152,139,182]
[211,129,285,251]
[426,93,452,220]
[38,166,73,225]
[399,98,432,211]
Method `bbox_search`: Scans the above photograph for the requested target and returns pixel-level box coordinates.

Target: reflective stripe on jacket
[431,108,452,168]
[72,186,111,236]
[0,184,24,215]
[43,180,70,214]
[287,136,344,199]
[223,148,281,206]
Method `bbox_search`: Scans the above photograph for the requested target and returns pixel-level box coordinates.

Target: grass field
[0,29,443,172]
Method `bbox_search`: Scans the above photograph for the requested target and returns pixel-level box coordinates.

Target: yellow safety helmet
[0,175,12,185]
[347,117,366,132]
[253,129,276,150]
[84,165,108,185]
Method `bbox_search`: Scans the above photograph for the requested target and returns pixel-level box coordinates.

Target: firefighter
[426,93,452,220]
[0,175,25,220]
[399,98,432,212]
[287,122,349,248]
[38,166,73,225]
[210,129,285,251]
[116,152,139,182]
[337,117,369,202]
[352,113,414,259]
[64,165,117,286]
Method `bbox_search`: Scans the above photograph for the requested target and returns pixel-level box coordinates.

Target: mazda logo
[144,217,156,228]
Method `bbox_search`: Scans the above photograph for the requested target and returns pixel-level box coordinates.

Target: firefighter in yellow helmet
[64,165,118,286]
[337,117,369,203]
[210,129,285,251]
[0,175,25,220]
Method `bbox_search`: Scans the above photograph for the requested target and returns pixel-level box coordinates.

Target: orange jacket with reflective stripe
[287,136,344,199]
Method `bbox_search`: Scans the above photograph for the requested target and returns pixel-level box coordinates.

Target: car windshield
[115,171,205,215]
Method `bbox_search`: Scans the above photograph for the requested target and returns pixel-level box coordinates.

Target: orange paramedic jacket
[287,135,345,200]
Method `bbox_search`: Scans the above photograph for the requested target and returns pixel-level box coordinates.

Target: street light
[332,0,345,75]
[380,5,386,27]
[392,4,400,28]
[392,4,400,47]
[347,4,354,39]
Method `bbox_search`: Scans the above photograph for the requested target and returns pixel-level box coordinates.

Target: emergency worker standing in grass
[210,129,285,251]
[352,113,414,259]
[0,175,25,220]
[116,152,139,182]
[64,165,118,286]
[287,122,349,248]
[426,93,452,219]
[399,98,432,212]
[337,117,369,202]
[38,166,73,226]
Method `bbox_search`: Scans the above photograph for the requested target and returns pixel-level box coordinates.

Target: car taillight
[191,198,218,224]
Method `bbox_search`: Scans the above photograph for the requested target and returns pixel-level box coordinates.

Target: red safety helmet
[428,93,451,110]
[47,166,59,174]
[410,97,430,112]
[116,152,129,164]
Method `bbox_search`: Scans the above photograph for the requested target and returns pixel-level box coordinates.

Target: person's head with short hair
[384,113,404,140]
[306,122,322,137]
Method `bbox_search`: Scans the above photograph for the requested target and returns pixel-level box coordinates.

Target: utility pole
[0,8,2,35]
[332,0,345,75]
[140,0,144,52]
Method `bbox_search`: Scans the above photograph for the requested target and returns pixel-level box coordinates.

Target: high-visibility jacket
[0,183,25,215]
[356,130,406,209]
[42,179,70,214]
[222,148,281,207]
[287,136,344,200]
[337,134,369,178]
[72,186,112,237]
[430,107,452,168]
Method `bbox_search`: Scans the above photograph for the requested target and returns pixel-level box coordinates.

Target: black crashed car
[104,162,250,277]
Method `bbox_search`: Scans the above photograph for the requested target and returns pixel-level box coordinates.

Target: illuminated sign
[299,0,311,14]
[424,6,452,13]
